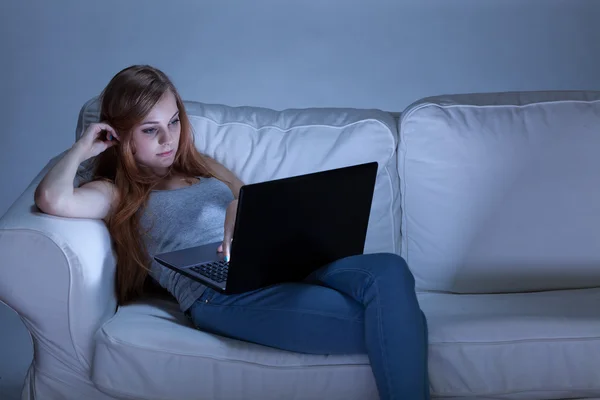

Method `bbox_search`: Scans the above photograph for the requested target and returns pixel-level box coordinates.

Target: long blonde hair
[91,65,215,305]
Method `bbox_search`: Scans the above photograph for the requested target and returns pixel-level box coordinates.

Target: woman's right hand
[72,122,120,161]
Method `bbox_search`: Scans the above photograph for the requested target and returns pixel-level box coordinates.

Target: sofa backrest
[76,98,402,255]
[398,91,600,294]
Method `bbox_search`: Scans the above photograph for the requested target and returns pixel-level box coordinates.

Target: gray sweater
[139,177,234,312]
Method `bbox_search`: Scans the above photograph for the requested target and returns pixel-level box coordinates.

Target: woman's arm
[205,157,243,261]
[34,122,119,220]
[205,157,244,199]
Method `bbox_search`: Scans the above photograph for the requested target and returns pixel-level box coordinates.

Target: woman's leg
[304,253,429,400]
[189,278,367,354]
[187,253,429,400]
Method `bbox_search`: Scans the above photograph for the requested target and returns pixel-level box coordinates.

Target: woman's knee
[366,253,415,287]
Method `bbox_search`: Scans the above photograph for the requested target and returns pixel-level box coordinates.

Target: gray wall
[1,0,599,397]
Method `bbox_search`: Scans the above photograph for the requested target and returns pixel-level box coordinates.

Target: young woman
[34,65,430,400]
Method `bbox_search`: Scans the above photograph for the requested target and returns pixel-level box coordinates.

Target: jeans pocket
[188,288,221,330]
[198,287,218,304]
[185,288,217,318]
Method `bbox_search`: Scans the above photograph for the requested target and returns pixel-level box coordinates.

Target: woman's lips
[157,150,173,157]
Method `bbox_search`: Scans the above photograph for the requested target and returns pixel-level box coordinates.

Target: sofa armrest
[0,153,117,374]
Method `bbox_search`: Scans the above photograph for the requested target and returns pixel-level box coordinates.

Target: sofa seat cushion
[421,287,600,399]
[91,296,377,400]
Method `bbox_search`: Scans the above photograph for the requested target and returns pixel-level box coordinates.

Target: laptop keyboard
[190,260,229,283]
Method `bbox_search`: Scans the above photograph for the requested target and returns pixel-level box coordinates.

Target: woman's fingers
[98,123,119,141]
[222,234,233,262]
[222,199,238,262]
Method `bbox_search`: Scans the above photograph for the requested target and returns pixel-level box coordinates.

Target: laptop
[153,161,378,295]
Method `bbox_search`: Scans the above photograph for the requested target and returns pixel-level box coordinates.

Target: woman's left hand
[217,199,238,262]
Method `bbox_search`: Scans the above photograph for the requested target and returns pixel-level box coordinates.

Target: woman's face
[130,90,181,176]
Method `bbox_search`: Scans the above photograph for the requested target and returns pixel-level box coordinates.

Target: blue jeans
[187,253,430,400]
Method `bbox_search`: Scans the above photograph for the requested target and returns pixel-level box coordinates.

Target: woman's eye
[170,118,180,125]
[142,128,156,134]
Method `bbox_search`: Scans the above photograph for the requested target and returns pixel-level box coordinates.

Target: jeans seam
[374,276,394,398]
[315,266,394,399]
[316,267,374,282]
[199,302,364,323]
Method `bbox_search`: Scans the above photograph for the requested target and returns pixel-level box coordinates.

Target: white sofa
[1,91,600,400]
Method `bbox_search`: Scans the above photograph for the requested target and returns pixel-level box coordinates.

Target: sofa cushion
[421,287,600,399]
[91,296,377,400]
[77,98,401,255]
[398,91,600,293]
